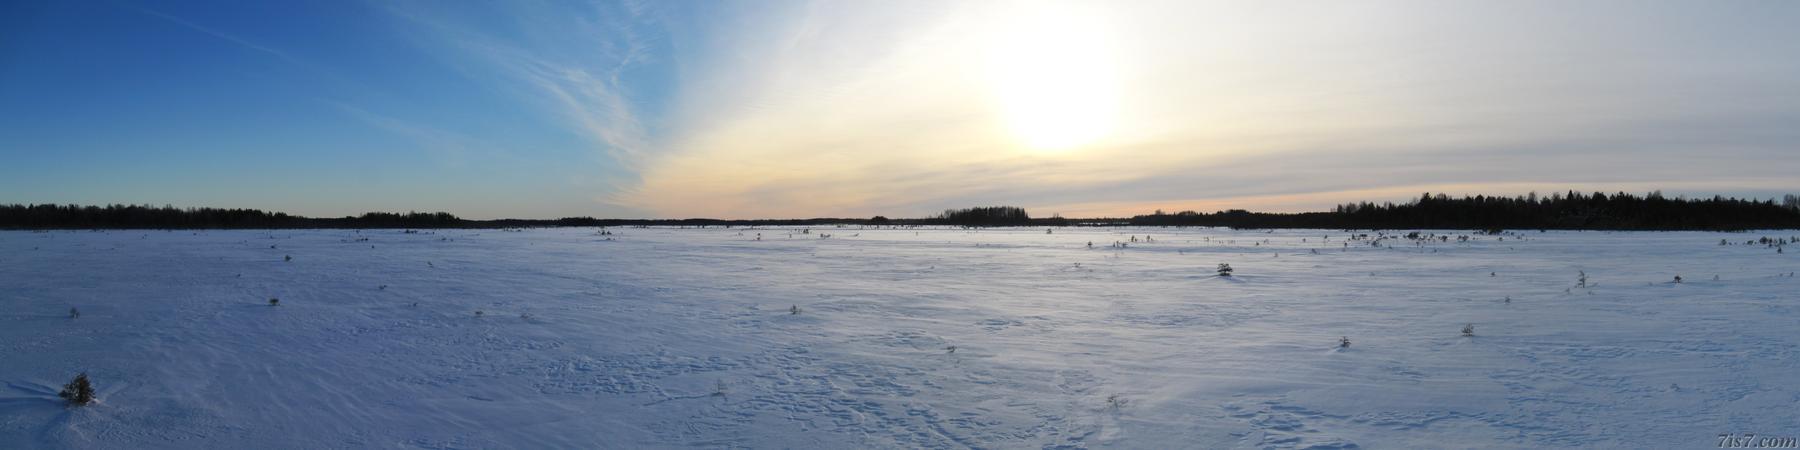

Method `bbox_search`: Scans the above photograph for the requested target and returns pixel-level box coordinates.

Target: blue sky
[3,1,1797,219]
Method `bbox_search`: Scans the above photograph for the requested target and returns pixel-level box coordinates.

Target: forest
[1129,192,1800,230]
[5,192,1798,230]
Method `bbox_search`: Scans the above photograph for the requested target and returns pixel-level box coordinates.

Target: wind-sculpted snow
[1,227,1796,448]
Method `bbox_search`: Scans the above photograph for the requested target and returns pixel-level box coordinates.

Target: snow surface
[2,227,1797,449]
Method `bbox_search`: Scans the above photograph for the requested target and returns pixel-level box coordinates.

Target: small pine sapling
[69,307,80,319]
[284,255,292,262]
[1674,275,1683,283]
[1216,263,1234,277]
[59,372,95,406]
[1339,336,1351,348]
[790,305,801,315]
[268,298,279,306]
[1462,324,1475,337]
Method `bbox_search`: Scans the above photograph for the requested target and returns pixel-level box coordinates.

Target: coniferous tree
[59,373,94,406]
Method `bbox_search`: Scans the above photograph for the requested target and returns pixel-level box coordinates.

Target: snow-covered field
[2,227,1797,449]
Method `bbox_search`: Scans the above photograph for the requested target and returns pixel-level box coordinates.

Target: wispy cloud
[131,6,299,63]
[383,1,658,175]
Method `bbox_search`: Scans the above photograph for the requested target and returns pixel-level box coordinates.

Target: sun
[987,6,1119,153]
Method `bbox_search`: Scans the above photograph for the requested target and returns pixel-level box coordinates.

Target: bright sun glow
[987,7,1119,153]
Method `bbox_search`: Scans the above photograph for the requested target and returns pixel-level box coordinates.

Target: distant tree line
[1130,191,1800,230]
[0,204,461,229]
[934,206,1033,226]
[7,192,1797,230]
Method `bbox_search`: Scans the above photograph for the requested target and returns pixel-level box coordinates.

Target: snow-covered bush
[790,305,801,315]
[1339,336,1351,348]
[1462,324,1475,336]
[59,373,94,406]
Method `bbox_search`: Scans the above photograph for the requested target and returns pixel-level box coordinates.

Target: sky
[2,0,1797,219]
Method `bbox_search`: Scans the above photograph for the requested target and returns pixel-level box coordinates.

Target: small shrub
[284,255,292,262]
[1462,324,1475,336]
[69,307,80,319]
[268,298,279,306]
[59,373,95,406]
[1106,393,1128,409]
[1339,336,1351,348]
[790,305,801,315]
[1217,263,1234,277]
[945,345,957,354]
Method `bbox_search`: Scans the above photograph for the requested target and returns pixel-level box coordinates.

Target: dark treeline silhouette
[7,192,1798,230]
[935,206,1034,226]
[0,204,461,229]
[0,204,901,229]
[1131,191,1800,230]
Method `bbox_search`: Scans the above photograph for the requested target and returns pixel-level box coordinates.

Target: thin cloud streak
[131,7,294,60]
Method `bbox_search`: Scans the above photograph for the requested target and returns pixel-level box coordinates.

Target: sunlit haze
[4,0,1797,218]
